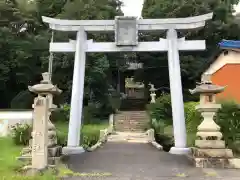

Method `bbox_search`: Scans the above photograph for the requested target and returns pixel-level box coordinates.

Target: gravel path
[63,142,240,180]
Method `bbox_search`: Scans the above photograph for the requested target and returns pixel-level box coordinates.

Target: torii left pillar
[167,29,189,155]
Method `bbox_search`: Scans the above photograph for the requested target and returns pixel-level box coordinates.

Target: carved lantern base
[190,105,235,168]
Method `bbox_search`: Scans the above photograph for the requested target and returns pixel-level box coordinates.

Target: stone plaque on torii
[115,16,138,46]
[42,13,213,155]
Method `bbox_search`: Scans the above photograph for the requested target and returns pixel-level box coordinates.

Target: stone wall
[0,110,32,136]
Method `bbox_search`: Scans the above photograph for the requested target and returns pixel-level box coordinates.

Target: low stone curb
[151,141,163,150]
[146,129,163,150]
[87,141,103,152]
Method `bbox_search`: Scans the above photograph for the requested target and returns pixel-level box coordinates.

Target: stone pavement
[107,132,148,143]
[63,142,240,180]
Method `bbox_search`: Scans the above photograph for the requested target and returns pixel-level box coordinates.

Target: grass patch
[55,121,109,148]
[55,121,108,135]
[0,137,57,179]
[0,121,109,179]
[161,125,196,148]
[0,137,23,177]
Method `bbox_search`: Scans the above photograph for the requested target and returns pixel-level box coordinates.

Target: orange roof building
[203,40,240,103]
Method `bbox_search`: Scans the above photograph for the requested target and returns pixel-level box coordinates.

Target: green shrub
[155,133,174,152]
[56,128,100,149]
[108,89,122,112]
[56,130,68,147]
[184,100,240,153]
[51,110,68,123]
[81,124,107,148]
[50,104,70,123]
[216,100,240,154]
[150,118,166,134]
[147,96,240,154]
[81,130,99,149]
[146,93,177,151]
[10,120,107,150]
[83,104,97,124]
[54,122,98,148]
[184,102,202,133]
[146,93,172,126]
[53,103,109,125]
[55,122,108,149]
[62,104,71,120]
[147,94,200,131]
[11,123,32,146]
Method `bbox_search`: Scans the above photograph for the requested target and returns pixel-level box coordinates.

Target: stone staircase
[120,98,146,111]
[114,111,150,132]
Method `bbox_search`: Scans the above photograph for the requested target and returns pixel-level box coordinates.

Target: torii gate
[42,13,213,155]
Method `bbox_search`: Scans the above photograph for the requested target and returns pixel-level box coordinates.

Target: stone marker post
[30,96,49,170]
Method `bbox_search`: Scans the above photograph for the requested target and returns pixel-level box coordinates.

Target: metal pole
[48,31,54,81]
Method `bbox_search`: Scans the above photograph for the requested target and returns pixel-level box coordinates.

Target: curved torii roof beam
[42,13,213,32]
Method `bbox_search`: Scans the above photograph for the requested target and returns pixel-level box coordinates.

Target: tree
[141,0,240,101]
[52,0,123,110]
[0,0,67,108]
[0,0,125,112]
[0,0,41,108]
[0,0,124,111]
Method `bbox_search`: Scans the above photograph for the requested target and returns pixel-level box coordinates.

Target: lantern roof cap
[28,72,62,95]
[189,74,225,94]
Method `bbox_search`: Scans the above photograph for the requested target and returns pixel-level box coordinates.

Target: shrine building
[111,62,147,110]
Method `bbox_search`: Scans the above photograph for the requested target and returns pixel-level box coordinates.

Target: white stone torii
[42,13,213,155]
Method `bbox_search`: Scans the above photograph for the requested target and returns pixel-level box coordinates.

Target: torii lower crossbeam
[49,39,205,52]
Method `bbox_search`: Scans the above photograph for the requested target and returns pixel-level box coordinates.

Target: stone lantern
[189,74,234,168]
[149,83,157,103]
[20,72,62,170]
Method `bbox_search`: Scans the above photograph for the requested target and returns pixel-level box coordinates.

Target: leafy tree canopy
[140,0,240,101]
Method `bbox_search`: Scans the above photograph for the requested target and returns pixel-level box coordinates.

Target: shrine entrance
[42,13,213,155]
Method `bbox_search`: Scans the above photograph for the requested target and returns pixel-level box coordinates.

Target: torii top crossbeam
[42,13,213,32]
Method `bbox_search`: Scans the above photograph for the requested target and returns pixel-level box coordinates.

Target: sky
[121,0,144,17]
[234,4,240,14]
[121,0,240,17]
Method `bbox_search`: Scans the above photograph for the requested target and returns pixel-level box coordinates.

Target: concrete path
[63,142,240,180]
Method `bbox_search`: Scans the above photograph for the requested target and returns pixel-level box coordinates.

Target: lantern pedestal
[189,74,240,169]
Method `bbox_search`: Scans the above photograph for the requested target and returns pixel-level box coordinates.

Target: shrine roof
[219,40,240,49]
